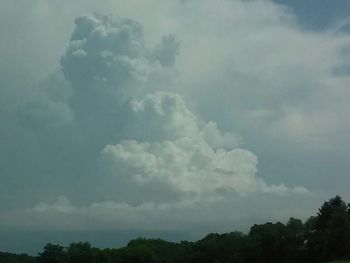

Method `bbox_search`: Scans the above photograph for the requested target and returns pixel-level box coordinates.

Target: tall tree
[67,242,95,263]
[285,217,306,262]
[38,243,67,263]
[248,222,287,263]
[309,196,350,261]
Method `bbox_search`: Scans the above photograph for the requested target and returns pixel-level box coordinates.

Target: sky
[1,0,350,254]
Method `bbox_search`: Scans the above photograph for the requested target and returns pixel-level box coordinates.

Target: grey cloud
[175,5,350,149]
[152,35,180,67]
[61,14,179,116]
[58,14,181,149]
[0,193,319,236]
[61,15,148,121]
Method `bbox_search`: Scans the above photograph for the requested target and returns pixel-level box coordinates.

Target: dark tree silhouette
[38,244,66,263]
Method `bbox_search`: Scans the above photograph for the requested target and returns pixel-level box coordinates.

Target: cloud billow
[61,15,179,120]
[102,92,306,202]
[2,3,328,236]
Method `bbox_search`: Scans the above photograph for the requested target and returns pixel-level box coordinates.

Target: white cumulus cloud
[102,92,307,201]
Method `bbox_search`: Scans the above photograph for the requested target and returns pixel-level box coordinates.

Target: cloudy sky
[1,0,350,254]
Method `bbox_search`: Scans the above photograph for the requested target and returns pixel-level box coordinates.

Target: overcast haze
[1,0,350,254]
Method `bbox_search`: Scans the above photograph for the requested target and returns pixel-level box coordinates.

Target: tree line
[1,195,350,263]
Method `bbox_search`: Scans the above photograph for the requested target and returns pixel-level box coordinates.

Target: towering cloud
[4,1,350,251]
[61,15,179,119]
[61,15,148,112]
[0,11,309,233]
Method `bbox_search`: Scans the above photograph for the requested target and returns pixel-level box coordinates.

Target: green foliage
[125,238,187,263]
[307,196,350,262]
[38,244,66,263]
[66,242,95,263]
[0,252,37,263]
[248,222,288,263]
[188,232,247,263]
